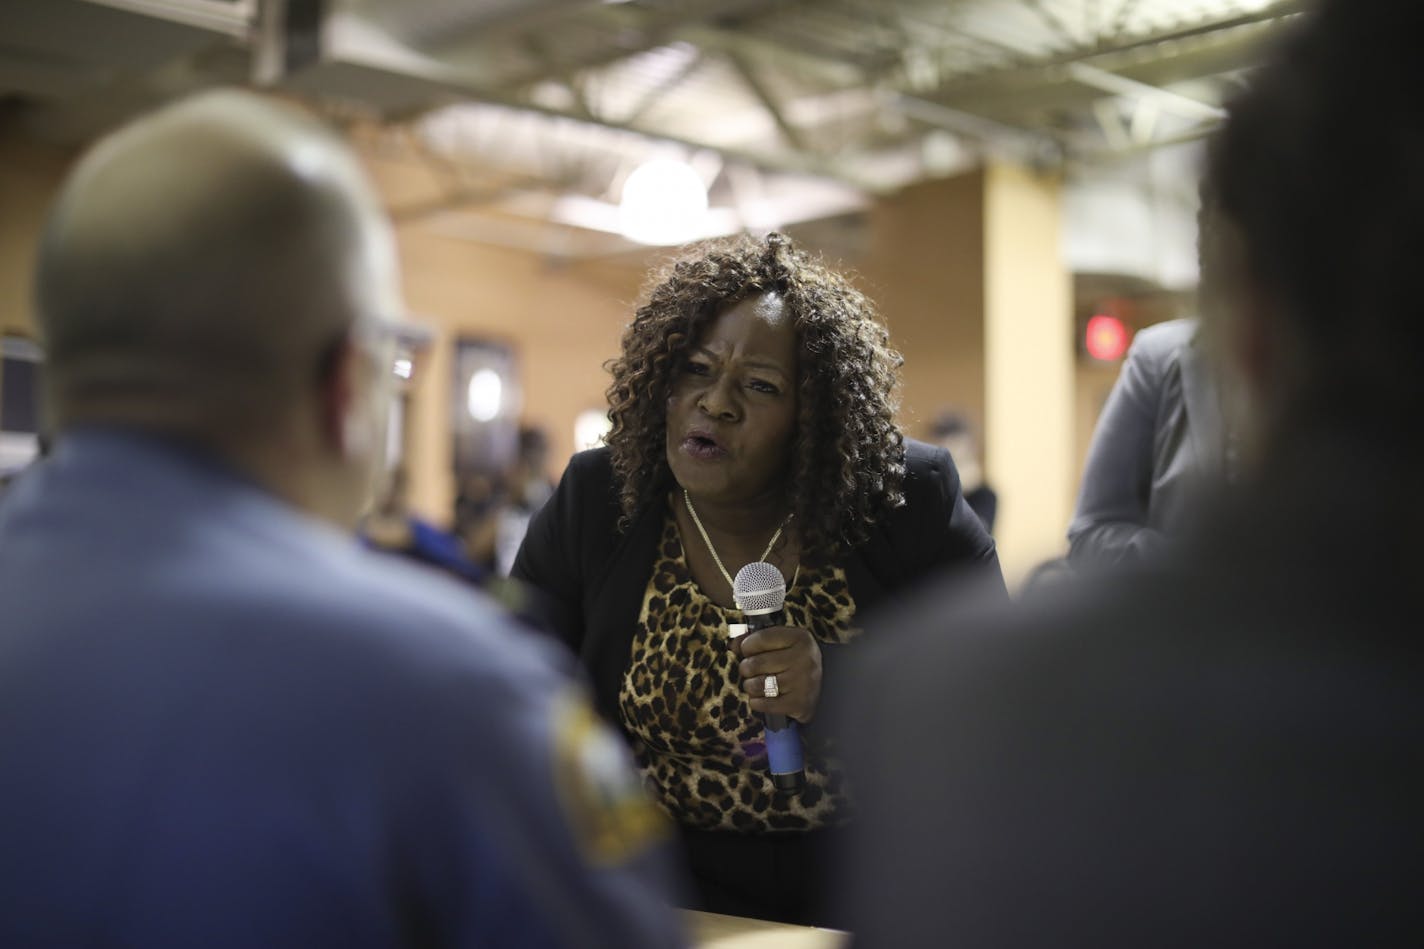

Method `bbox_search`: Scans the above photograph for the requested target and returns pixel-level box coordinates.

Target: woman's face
[665,292,799,507]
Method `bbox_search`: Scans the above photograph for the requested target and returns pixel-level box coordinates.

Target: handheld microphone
[733,561,805,792]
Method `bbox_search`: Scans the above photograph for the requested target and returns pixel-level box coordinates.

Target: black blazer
[512,438,1005,731]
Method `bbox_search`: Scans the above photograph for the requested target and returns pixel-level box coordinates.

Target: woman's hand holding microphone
[733,626,823,724]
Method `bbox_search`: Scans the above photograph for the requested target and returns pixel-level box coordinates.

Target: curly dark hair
[603,232,906,563]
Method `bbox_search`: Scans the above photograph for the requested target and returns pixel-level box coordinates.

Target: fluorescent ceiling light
[618,159,708,245]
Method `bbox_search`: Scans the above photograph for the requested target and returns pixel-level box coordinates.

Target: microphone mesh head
[733,561,786,613]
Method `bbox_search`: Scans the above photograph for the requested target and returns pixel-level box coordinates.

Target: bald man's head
[36,90,402,439]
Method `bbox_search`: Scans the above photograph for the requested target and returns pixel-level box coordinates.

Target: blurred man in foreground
[0,90,683,948]
[839,0,1421,944]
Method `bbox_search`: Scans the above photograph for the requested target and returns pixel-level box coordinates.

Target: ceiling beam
[1108,0,1146,42]
[724,48,812,155]
[520,34,598,122]
[891,94,1061,167]
[440,0,798,92]
[1066,62,1225,122]
[463,88,880,190]
[1069,121,1217,165]
[674,21,864,86]
[1022,0,1082,48]
[301,13,890,189]
[364,61,886,191]
[903,4,1297,139]
[82,0,256,38]
[1092,99,1131,152]
[919,0,1303,103]
[1128,98,1159,145]
[619,50,705,126]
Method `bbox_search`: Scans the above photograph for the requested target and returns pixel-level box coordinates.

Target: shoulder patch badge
[551,689,668,866]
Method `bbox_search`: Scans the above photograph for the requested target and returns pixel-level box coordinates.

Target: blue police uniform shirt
[0,429,686,948]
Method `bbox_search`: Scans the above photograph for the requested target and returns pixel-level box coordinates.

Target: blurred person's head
[928,411,983,492]
[510,425,552,506]
[376,465,410,517]
[514,425,549,477]
[605,232,905,562]
[35,89,404,527]
[1203,0,1424,465]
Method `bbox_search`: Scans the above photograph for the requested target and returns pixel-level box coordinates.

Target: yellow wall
[392,225,647,522]
[863,173,987,438]
[983,164,1074,584]
[862,166,1075,584]
[0,137,72,337]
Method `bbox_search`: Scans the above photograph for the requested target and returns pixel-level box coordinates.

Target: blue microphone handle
[743,608,806,792]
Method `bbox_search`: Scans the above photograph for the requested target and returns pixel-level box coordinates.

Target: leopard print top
[617,511,860,833]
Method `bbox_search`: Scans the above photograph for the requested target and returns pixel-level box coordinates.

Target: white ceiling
[1,0,1301,269]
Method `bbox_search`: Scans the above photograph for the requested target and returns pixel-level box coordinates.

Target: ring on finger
[763,674,780,698]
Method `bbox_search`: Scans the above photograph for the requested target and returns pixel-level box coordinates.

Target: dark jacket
[512,438,1005,731]
[838,427,1422,946]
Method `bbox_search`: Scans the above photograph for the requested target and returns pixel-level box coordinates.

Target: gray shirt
[1068,319,1226,567]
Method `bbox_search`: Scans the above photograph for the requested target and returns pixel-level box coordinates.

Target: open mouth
[681,433,726,460]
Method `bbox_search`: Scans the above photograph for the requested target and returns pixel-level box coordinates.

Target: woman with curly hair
[513,232,1002,925]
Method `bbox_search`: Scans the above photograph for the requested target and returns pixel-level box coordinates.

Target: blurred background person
[927,410,997,533]
[0,89,684,949]
[452,468,504,570]
[364,464,487,584]
[513,232,1003,926]
[493,424,556,576]
[838,0,1424,943]
[365,461,557,636]
[1067,316,1229,568]
[451,427,553,578]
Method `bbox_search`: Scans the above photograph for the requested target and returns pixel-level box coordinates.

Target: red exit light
[1085,314,1130,361]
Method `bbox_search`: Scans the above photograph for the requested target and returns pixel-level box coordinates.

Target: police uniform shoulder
[342,560,671,867]
[240,531,675,873]
[255,532,576,690]
[546,687,671,867]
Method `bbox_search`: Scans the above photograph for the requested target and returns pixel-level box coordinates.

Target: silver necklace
[682,488,794,593]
